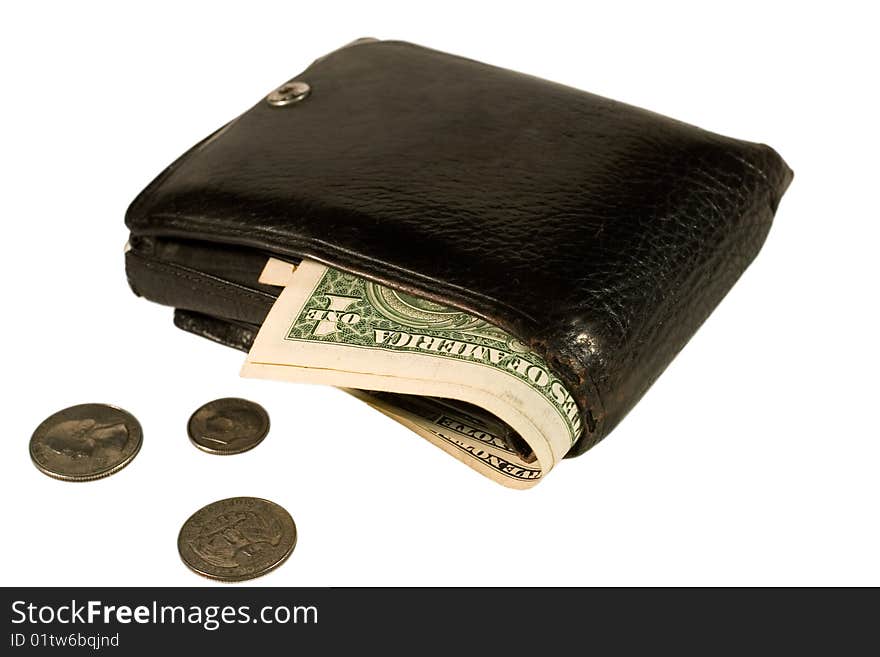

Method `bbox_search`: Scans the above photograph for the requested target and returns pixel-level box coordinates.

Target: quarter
[178,497,297,581]
[29,403,143,482]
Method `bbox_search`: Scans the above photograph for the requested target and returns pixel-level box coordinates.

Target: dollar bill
[243,258,582,488]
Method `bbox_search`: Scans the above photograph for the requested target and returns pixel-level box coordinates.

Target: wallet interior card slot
[125,236,284,327]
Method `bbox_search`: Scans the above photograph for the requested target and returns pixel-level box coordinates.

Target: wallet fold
[125,39,792,456]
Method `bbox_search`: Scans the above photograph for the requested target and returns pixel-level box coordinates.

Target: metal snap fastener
[266,81,311,107]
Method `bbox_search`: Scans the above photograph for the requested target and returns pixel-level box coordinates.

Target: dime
[187,398,270,455]
[177,497,297,581]
[29,403,143,482]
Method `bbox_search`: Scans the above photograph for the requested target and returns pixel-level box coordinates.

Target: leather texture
[125,39,792,456]
[173,309,261,352]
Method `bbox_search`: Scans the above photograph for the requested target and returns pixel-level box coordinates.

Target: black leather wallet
[125,38,792,458]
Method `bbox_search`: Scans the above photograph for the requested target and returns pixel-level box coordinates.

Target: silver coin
[187,398,270,455]
[29,403,143,482]
[178,497,297,582]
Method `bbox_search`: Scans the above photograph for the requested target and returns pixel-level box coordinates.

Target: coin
[187,398,270,455]
[177,497,297,581]
[29,403,143,482]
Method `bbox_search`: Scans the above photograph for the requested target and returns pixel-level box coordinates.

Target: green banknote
[243,259,582,488]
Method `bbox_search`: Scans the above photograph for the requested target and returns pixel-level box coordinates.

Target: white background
[2,1,877,586]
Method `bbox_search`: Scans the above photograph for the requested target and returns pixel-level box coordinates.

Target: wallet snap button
[266,80,311,106]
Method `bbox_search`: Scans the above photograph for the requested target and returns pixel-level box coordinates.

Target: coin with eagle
[29,403,143,482]
[187,398,270,455]
[178,497,297,581]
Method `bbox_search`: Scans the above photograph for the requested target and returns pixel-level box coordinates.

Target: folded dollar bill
[243,259,584,488]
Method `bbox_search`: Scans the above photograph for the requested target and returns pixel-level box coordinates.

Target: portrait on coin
[42,418,129,459]
[199,408,263,447]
